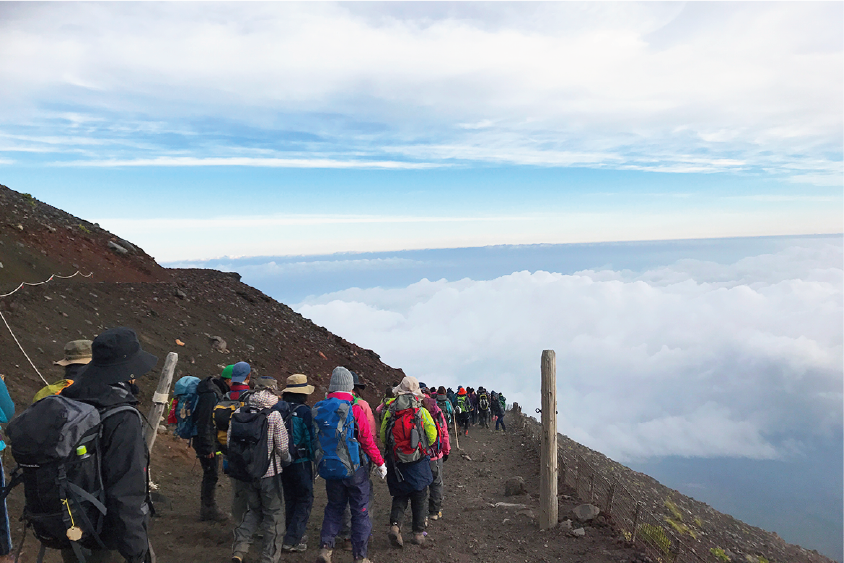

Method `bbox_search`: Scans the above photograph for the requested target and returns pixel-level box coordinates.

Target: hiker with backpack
[379,376,437,548]
[32,339,92,403]
[492,391,507,431]
[454,387,471,436]
[193,362,251,522]
[477,387,491,429]
[435,386,453,429]
[421,393,450,522]
[228,376,291,563]
[336,371,377,552]
[314,367,386,563]
[8,327,156,563]
[277,374,317,553]
[468,388,479,426]
[0,374,14,563]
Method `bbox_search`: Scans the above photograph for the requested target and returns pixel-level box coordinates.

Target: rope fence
[514,406,718,563]
[0,271,94,385]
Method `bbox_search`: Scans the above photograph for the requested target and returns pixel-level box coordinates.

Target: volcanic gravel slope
[0,182,836,563]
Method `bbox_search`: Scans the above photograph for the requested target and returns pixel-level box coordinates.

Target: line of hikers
[0,329,510,563]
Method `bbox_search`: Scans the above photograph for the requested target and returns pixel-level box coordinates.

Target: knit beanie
[328,366,354,393]
[220,365,234,379]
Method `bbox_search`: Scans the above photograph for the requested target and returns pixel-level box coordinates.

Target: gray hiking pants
[231,476,284,563]
[428,457,444,514]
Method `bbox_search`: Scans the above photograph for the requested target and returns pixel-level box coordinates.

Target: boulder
[107,241,128,255]
[209,336,228,353]
[572,503,600,521]
[504,476,526,496]
[571,528,586,537]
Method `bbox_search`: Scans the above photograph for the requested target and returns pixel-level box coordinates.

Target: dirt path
[138,419,642,563]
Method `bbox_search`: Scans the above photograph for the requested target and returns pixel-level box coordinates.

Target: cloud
[0,2,839,180]
[296,240,843,461]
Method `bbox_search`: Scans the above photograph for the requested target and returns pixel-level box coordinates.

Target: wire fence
[515,405,716,563]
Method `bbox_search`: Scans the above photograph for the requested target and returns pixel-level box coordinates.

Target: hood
[61,379,138,409]
[247,389,279,409]
[198,376,229,397]
[392,393,420,411]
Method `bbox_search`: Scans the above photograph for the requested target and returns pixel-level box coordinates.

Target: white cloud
[296,240,843,461]
[0,2,839,179]
[50,156,443,169]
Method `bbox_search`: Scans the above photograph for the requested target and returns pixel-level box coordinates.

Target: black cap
[78,327,158,385]
[350,370,366,390]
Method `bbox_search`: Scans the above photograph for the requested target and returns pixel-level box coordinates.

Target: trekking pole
[452,417,460,450]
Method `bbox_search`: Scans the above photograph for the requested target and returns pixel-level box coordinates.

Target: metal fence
[515,407,714,563]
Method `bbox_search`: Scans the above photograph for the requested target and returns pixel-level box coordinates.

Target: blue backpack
[312,397,362,479]
[173,376,201,439]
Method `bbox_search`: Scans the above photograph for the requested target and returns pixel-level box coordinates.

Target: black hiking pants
[281,461,314,546]
[390,488,428,533]
[199,454,220,507]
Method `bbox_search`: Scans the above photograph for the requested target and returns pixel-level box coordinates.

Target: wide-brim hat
[78,327,158,385]
[54,340,93,366]
[282,373,315,395]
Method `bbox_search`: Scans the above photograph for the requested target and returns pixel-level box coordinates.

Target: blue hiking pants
[320,465,372,560]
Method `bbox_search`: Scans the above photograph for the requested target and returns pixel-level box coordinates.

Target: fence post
[589,472,595,503]
[144,352,178,453]
[539,350,558,529]
[607,479,616,514]
[631,502,642,544]
[575,459,581,497]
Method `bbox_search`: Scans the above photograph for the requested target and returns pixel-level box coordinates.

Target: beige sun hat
[281,373,315,395]
[53,340,93,367]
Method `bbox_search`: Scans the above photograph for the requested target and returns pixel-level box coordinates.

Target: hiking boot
[200,503,229,522]
[353,559,371,563]
[282,543,307,552]
[388,524,403,547]
[464,430,468,436]
[341,538,353,551]
[316,548,333,563]
[232,556,243,563]
[429,511,442,521]
[410,532,426,545]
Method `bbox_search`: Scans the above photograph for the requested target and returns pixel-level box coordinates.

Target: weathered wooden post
[631,502,642,544]
[539,349,558,529]
[144,352,178,453]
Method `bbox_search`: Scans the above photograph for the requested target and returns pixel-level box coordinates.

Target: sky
[1,2,842,559]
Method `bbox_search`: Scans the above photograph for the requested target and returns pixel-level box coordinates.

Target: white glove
[377,464,387,480]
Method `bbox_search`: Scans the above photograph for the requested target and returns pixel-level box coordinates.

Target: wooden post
[631,502,642,544]
[607,479,617,514]
[539,350,558,529]
[144,352,178,453]
[589,472,595,503]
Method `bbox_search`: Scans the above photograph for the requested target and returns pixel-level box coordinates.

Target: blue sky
[0,2,841,261]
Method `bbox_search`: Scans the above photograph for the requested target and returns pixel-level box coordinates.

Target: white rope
[0,310,49,386]
[0,270,93,298]
[0,270,94,385]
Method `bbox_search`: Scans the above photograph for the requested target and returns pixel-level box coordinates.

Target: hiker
[422,393,450,521]
[492,391,507,431]
[337,371,377,552]
[0,374,14,562]
[314,367,386,563]
[229,377,291,563]
[380,376,437,548]
[376,385,393,424]
[33,339,92,402]
[57,327,156,562]
[435,386,454,428]
[468,387,479,426]
[278,374,317,553]
[454,387,471,436]
[193,362,245,522]
[477,387,491,429]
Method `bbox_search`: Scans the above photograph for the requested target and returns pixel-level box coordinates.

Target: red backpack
[385,395,428,464]
[422,397,446,457]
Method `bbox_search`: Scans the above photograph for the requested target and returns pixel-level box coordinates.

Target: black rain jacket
[61,380,150,563]
[192,376,228,456]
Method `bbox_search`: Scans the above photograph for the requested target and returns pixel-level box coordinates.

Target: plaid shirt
[227,389,290,478]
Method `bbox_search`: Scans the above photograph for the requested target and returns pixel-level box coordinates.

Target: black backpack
[2,395,140,558]
[225,406,275,482]
[274,401,310,463]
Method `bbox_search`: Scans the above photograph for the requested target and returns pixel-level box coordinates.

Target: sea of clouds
[296,240,843,463]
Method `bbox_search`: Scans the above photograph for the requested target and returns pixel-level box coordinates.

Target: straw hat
[281,373,315,395]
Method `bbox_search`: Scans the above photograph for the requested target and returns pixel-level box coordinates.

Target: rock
[559,519,573,530]
[493,502,528,510]
[504,476,526,496]
[572,503,600,521]
[175,339,185,347]
[209,336,228,353]
[571,528,586,537]
[174,288,187,300]
[476,467,493,478]
[107,241,128,255]
[116,238,136,252]
[515,509,535,521]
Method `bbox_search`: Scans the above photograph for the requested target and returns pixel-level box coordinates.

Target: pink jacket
[355,397,379,446]
[328,392,384,466]
[422,396,451,460]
